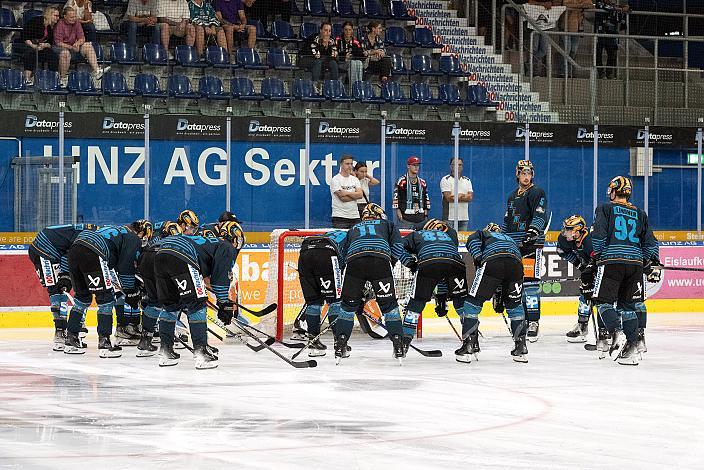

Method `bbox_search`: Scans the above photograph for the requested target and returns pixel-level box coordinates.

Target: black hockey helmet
[422,219,449,232]
[177,209,200,230]
[361,203,385,221]
[131,219,153,240]
[562,215,588,244]
[161,221,182,237]
[218,210,240,223]
[608,176,632,200]
[217,221,245,249]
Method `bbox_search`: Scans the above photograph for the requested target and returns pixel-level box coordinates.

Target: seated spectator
[21,6,69,86]
[157,0,195,50]
[64,0,97,43]
[54,6,107,85]
[336,21,366,88]
[304,22,338,83]
[361,21,391,83]
[214,0,256,53]
[189,0,226,55]
[122,0,162,52]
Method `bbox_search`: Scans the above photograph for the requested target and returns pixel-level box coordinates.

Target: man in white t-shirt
[440,157,473,231]
[330,154,363,229]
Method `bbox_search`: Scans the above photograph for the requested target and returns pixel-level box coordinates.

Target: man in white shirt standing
[330,154,363,229]
[440,157,473,231]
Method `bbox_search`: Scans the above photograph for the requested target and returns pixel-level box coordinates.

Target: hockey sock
[96,301,115,337]
[67,299,90,334]
[336,306,355,337]
[577,295,591,323]
[596,303,621,333]
[125,305,141,326]
[142,306,160,333]
[461,299,482,338]
[383,307,403,336]
[115,299,127,327]
[186,307,207,347]
[635,302,647,329]
[328,302,340,335]
[305,304,322,336]
[158,310,178,343]
[619,307,638,343]
[510,319,527,339]
[402,309,421,338]
[523,280,541,322]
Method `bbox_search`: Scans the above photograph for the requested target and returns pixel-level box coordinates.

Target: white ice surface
[0,314,703,470]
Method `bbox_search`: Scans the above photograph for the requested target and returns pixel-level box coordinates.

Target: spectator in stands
[393,156,430,229]
[594,0,629,79]
[330,154,363,229]
[123,0,162,52]
[214,0,257,53]
[21,6,68,86]
[157,0,196,51]
[336,21,366,88]
[54,6,106,85]
[523,1,566,76]
[361,21,391,84]
[560,0,593,77]
[308,22,339,83]
[440,157,473,232]
[189,0,227,55]
[64,0,97,44]
[354,161,380,217]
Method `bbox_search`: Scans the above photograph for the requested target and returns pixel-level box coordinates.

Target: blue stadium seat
[323,79,354,102]
[0,69,31,93]
[167,74,200,99]
[267,47,294,70]
[248,19,273,40]
[290,0,303,17]
[332,0,358,17]
[237,48,268,69]
[300,22,319,40]
[385,26,414,48]
[102,71,135,97]
[271,20,297,41]
[391,1,416,20]
[411,54,442,76]
[22,9,43,27]
[411,82,443,105]
[230,77,264,100]
[205,46,234,68]
[35,70,69,94]
[438,55,465,76]
[360,0,389,19]
[175,45,203,67]
[352,80,385,104]
[389,53,411,76]
[261,77,290,101]
[438,83,463,105]
[305,0,329,17]
[382,81,412,104]
[134,73,168,98]
[467,84,496,107]
[292,78,325,102]
[111,42,141,65]
[67,70,101,96]
[199,76,230,100]
[0,8,19,30]
[414,27,443,48]
[143,43,169,65]
[93,42,109,64]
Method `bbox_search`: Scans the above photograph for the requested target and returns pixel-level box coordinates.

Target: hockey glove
[124,289,142,309]
[435,294,448,317]
[217,301,236,325]
[520,227,540,250]
[56,272,72,293]
[579,260,596,278]
[643,259,664,283]
[492,287,505,313]
[406,259,418,274]
[579,280,594,300]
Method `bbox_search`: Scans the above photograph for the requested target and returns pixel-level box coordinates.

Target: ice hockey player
[501,159,548,342]
[64,221,152,357]
[464,223,528,363]
[556,215,598,343]
[402,219,467,354]
[28,223,98,350]
[135,221,182,357]
[335,203,413,364]
[177,209,200,235]
[154,221,244,369]
[199,211,241,237]
[592,176,661,365]
[297,229,347,356]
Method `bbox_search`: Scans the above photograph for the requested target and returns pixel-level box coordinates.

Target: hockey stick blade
[360,311,442,358]
[238,302,277,317]
[207,313,275,352]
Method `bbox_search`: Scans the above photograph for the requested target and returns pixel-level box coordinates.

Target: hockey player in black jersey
[177,209,200,235]
[592,176,661,365]
[154,221,244,369]
[297,230,347,357]
[402,219,468,353]
[464,223,529,362]
[336,203,413,364]
[28,223,98,350]
[501,160,548,342]
[64,220,152,357]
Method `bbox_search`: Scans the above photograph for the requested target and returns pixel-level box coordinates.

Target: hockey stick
[445,316,462,341]
[207,313,276,352]
[358,310,442,358]
[206,287,277,317]
[584,301,598,351]
[291,317,339,360]
[174,312,194,353]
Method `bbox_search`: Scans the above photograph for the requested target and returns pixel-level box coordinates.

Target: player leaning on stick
[592,176,661,366]
[464,223,529,363]
[297,229,347,357]
[401,219,468,355]
[154,221,244,369]
[335,203,414,364]
[501,160,548,342]
[28,223,98,351]
[64,221,152,357]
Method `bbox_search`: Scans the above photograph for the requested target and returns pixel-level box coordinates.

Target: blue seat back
[268,47,292,67]
[205,46,229,65]
[168,74,193,95]
[323,79,349,99]
[272,20,294,39]
[175,45,199,65]
[102,71,129,93]
[143,43,168,64]
[2,68,25,90]
[36,70,60,91]
[439,55,460,73]
[68,71,96,92]
[391,1,412,18]
[300,22,318,39]
[389,53,406,73]
[411,54,433,73]
[261,77,286,98]
[411,82,433,102]
[230,77,256,97]
[292,78,317,98]
[305,0,328,15]
[199,76,225,95]
[237,48,263,66]
[414,27,437,47]
[248,19,270,38]
[439,83,461,103]
[352,80,378,100]
[22,9,43,26]
[111,42,137,62]
[382,81,406,101]
[0,8,17,28]
[361,0,383,16]
[333,0,355,16]
[385,26,406,46]
[134,73,162,94]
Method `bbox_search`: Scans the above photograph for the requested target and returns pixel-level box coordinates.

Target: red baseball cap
[407,156,421,165]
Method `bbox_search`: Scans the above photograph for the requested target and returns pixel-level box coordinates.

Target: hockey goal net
[263,229,421,341]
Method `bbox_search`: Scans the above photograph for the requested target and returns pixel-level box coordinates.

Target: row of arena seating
[0,67,496,107]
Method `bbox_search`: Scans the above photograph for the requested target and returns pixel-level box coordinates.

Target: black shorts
[67,243,115,305]
[298,247,342,305]
[468,256,524,308]
[154,251,208,312]
[28,246,63,295]
[411,260,468,302]
[137,248,159,307]
[342,256,396,310]
[593,263,644,306]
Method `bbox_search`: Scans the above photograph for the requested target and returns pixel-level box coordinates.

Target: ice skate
[390,334,405,364]
[158,340,180,367]
[173,332,190,349]
[307,337,327,357]
[596,328,611,359]
[511,336,528,363]
[115,325,140,346]
[136,331,157,357]
[291,328,308,341]
[334,334,349,365]
[609,330,627,361]
[63,331,85,355]
[194,345,219,369]
[566,321,588,343]
[617,341,639,366]
[98,335,122,358]
[527,321,540,343]
[206,344,219,355]
[79,322,88,339]
[636,328,647,355]
[454,337,473,363]
[53,329,66,351]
